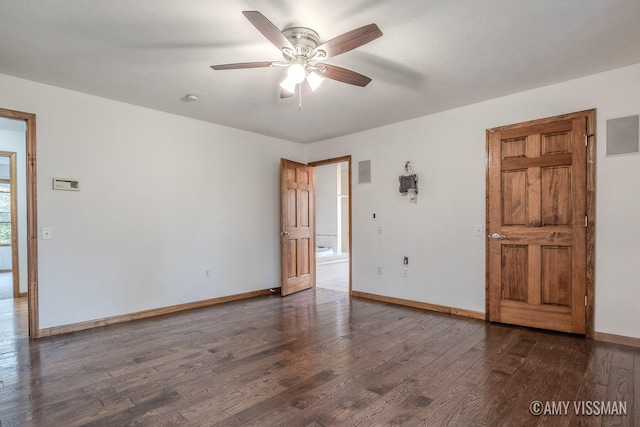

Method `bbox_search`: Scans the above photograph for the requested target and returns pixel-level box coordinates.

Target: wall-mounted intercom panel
[53,178,80,191]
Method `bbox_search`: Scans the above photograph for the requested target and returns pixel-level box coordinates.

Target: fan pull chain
[298,85,303,111]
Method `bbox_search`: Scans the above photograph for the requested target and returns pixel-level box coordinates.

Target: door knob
[491,233,506,240]
[281,231,289,236]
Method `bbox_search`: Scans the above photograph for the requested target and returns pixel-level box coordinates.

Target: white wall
[315,163,339,250]
[2,62,639,339]
[307,63,640,339]
[0,74,305,329]
[0,128,28,292]
[340,165,349,252]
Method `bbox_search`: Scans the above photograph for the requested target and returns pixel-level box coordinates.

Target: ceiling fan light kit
[210,11,382,99]
[279,75,298,94]
[286,60,306,83]
[306,71,324,91]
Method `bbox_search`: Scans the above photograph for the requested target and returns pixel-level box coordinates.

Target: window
[0,181,11,245]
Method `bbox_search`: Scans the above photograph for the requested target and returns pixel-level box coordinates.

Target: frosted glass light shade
[280,76,297,93]
[307,71,324,91]
[287,63,306,84]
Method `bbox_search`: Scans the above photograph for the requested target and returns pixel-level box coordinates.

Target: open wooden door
[487,110,595,335]
[280,159,315,296]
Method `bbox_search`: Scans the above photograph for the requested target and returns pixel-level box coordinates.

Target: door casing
[0,108,38,338]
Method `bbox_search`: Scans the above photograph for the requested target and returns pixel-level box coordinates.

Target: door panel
[488,112,591,334]
[541,166,571,225]
[501,245,528,302]
[541,246,571,306]
[502,170,527,225]
[280,159,315,296]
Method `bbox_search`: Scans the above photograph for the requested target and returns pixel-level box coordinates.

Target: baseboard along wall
[38,288,280,338]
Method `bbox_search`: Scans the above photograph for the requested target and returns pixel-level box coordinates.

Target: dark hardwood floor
[0,288,638,426]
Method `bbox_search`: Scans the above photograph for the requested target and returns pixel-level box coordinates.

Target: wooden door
[280,159,315,296]
[487,111,594,335]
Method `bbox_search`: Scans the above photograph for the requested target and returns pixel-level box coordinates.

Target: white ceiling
[1,1,640,143]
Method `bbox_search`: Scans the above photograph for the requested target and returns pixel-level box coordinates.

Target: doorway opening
[0,151,22,300]
[0,108,38,339]
[310,157,351,293]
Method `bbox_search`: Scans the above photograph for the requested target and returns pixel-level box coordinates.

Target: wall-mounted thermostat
[53,178,80,191]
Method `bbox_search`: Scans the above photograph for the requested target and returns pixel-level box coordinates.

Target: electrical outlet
[403,267,409,278]
[204,268,211,278]
[42,227,53,240]
[377,226,383,234]
[474,225,484,237]
[377,266,383,275]
[372,212,376,221]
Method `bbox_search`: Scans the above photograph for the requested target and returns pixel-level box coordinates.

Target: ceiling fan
[210,11,383,98]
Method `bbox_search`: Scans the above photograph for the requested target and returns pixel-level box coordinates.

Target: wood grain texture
[487,110,593,335]
[352,290,485,320]
[541,166,572,225]
[502,170,527,225]
[542,130,572,155]
[502,137,526,159]
[541,245,572,306]
[38,288,277,337]
[25,111,37,339]
[241,11,293,51]
[311,23,382,59]
[321,64,372,87]
[0,297,28,340]
[1,288,637,426]
[585,109,596,339]
[595,332,640,349]
[280,159,315,296]
[493,118,572,139]
[501,245,528,302]
[502,152,573,170]
[527,245,542,306]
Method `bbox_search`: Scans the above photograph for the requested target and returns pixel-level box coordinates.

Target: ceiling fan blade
[242,11,294,51]
[311,23,382,59]
[210,61,273,70]
[321,64,372,87]
[280,88,294,99]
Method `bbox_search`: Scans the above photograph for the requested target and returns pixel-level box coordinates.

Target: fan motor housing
[283,27,319,55]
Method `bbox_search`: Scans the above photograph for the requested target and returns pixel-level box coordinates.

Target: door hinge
[585,215,588,228]
[584,133,594,146]
[585,295,588,307]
